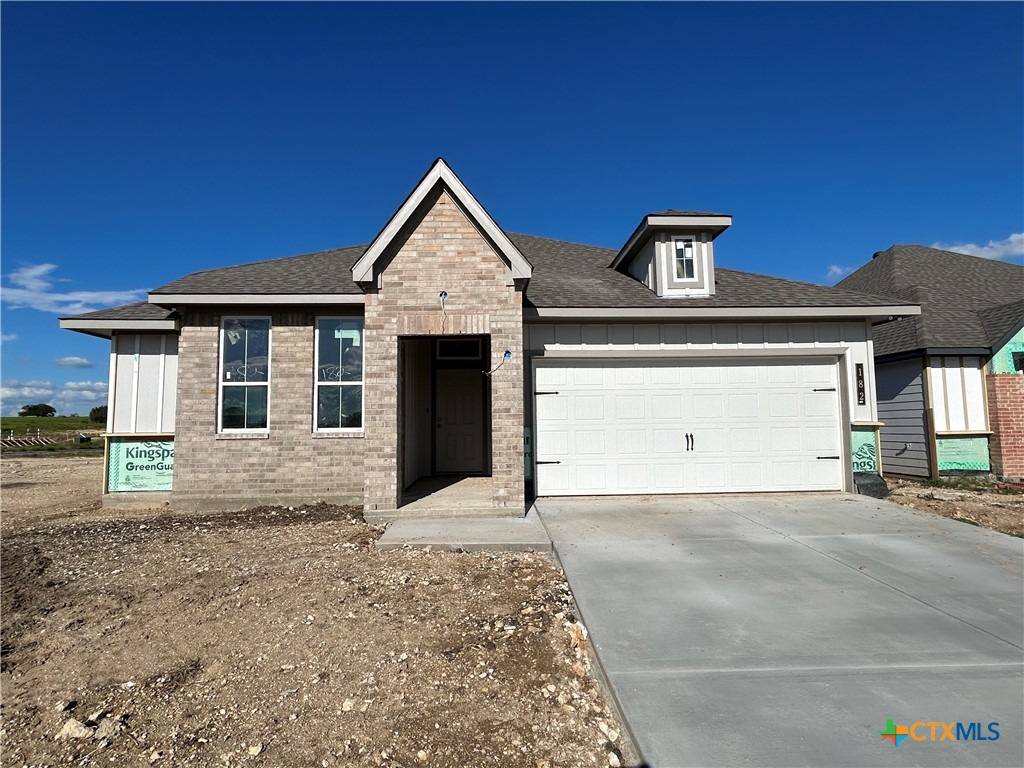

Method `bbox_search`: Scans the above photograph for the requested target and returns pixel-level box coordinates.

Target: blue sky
[2,1,1022,415]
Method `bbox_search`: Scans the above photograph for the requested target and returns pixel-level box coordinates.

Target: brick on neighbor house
[987,374,1024,478]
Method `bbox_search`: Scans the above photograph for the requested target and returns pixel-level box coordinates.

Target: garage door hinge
[536,460,562,465]
[535,391,560,395]
[813,387,837,392]
[816,455,841,460]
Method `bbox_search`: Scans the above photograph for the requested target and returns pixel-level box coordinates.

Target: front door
[435,369,485,473]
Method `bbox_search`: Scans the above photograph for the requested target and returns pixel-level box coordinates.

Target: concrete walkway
[376,509,551,551]
[537,494,1024,768]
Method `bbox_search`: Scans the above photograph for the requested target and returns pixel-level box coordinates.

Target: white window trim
[218,316,272,433]
[672,235,699,283]
[314,316,365,433]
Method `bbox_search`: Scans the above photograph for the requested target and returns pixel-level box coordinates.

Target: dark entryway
[399,335,491,498]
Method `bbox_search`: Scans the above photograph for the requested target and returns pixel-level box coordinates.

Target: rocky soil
[1,458,626,767]
[885,477,1024,537]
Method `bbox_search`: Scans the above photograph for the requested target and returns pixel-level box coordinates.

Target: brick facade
[987,373,1024,479]
[172,308,365,510]
[362,189,525,513]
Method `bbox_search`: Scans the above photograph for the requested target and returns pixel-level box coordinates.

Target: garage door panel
[654,463,687,490]
[534,359,844,495]
[692,393,724,418]
[574,431,605,455]
[613,395,645,420]
[574,396,605,420]
[729,428,760,453]
[651,394,683,419]
[617,464,649,489]
[617,430,648,455]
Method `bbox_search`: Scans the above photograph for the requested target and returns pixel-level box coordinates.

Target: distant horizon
[2,1,1022,415]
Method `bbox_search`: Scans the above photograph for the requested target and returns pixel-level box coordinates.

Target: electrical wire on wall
[485,350,512,377]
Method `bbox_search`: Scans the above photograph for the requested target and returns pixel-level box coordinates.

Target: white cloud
[931,232,1024,261]
[0,379,57,408]
[55,356,95,369]
[1,262,147,314]
[0,378,108,415]
[827,264,854,281]
[0,333,16,343]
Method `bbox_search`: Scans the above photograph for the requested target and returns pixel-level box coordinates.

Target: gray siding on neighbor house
[876,358,930,477]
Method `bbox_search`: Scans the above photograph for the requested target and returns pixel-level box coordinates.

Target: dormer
[610,210,732,297]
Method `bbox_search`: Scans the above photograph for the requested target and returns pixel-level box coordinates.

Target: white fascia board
[532,347,849,359]
[646,215,732,229]
[148,293,365,305]
[350,159,533,283]
[60,318,179,339]
[523,305,921,320]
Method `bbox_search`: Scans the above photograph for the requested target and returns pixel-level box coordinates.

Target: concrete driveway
[536,494,1023,768]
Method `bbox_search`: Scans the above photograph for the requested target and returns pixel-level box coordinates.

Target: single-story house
[837,245,1023,480]
[61,159,919,516]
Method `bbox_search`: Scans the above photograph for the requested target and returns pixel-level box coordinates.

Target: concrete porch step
[376,510,551,552]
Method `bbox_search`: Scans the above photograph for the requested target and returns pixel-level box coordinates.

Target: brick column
[987,374,1024,479]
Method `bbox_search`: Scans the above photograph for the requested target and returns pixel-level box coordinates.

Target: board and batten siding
[524,320,877,424]
[875,358,930,477]
[927,356,988,433]
[108,333,179,434]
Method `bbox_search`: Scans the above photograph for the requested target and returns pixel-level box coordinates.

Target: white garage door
[534,358,844,495]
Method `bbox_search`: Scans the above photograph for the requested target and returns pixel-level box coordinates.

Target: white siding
[525,321,876,423]
[928,356,988,434]
[109,333,179,434]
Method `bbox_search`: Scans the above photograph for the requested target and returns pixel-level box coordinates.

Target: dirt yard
[885,477,1024,537]
[1,457,626,767]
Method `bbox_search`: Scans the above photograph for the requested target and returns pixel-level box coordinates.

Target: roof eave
[148,293,366,306]
[524,304,920,320]
[59,317,180,338]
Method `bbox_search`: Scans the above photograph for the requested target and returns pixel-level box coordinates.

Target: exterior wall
[875,358,930,477]
[987,373,1024,478]
[628,239,657,292]
[171,308,365,510]
[524,320,876,422]
[655,231,716,297]
[927,356,988,432]
[109,333,178,434]
[362,189,525,513]
[991,326,1024,374]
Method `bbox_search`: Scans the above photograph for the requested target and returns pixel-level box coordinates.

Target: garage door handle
[536,460,562,465]
[817,455,841,460]
[535,391,560,396]
[686,433,694,451]
[813,388,837,392]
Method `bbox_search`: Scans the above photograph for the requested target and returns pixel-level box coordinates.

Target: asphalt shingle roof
[837,245,1024,356]
[146,233,905,311]
[59,302,176,321]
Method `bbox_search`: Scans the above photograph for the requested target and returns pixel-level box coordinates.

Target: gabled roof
[350,158,532,283]
[78,233,914,327]
[837,245,1024,356]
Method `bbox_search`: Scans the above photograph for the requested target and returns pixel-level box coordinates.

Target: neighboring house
[61,159,918,516]
[837,246,1024,480]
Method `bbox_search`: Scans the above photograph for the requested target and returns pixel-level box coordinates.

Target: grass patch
[0,442,104,454]
[0,416,98,433]
[922,476,1015,494]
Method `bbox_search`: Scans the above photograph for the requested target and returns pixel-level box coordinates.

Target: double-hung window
[219,317,271,431]
[673,236,697,281]
[315,318,364,431]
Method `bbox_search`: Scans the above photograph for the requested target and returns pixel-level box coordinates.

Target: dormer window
[673,236,697,281]
[610,210,732,299]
